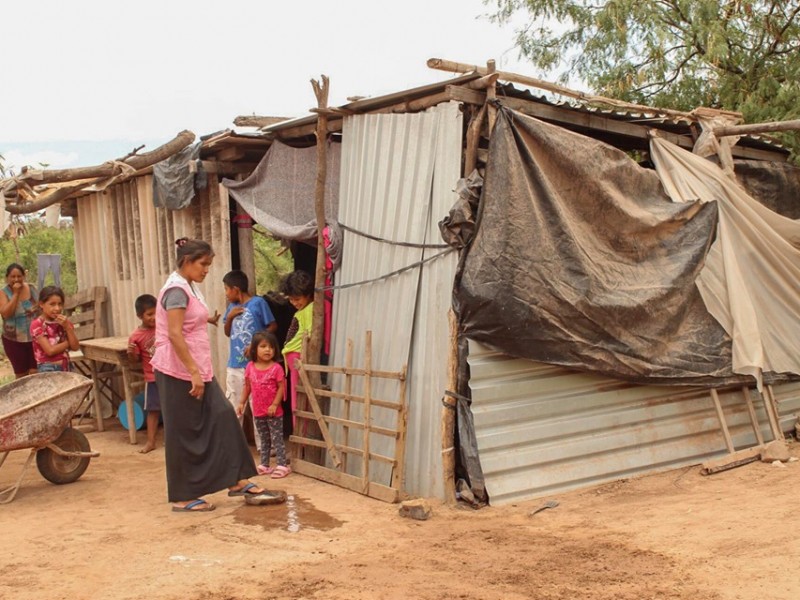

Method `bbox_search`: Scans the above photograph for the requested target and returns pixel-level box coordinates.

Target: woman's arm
[165,307,205,398]
[0,285,20,319]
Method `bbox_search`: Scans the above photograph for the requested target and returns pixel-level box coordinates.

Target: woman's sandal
[270,465,291,479]
[227,482,265,496]
[172,499,215,512]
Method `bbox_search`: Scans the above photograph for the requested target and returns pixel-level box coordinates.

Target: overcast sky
[0,0,533,171]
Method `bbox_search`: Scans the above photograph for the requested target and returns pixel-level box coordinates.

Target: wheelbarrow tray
[0,372,93,452]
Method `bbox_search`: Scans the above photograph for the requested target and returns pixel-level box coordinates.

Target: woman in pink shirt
[151,238,267,512]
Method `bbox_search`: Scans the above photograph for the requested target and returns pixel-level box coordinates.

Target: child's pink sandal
[270,465,291,479]
[256,464,274,475]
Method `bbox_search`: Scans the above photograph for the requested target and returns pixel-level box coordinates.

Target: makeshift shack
[4,59,800,506]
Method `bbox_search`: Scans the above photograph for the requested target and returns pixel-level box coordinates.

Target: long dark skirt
[155,370,257,502]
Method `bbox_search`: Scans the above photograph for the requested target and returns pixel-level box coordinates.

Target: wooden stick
[741,387,764,445]
[297,360,342,468]
[710,389,734,453]
[486,59,498,135]
[232,115,290,128]
[464,103,488,176]
[764,385,785,441]
[701,446,762,475]
[13,131,194,186]
[714,119,800,137]
[362,330,373,493]
[391,363,409,493]
[343,338,354,472]
[301,363,403,380]
[309,75,330,369]
[442,308,458,505]
[427,57,697,121]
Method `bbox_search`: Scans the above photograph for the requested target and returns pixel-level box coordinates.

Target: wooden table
[79,336,143,444]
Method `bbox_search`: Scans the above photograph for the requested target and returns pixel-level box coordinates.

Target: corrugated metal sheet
[329,101,462,498]
[73,174,232,383]
[468,340,800,505]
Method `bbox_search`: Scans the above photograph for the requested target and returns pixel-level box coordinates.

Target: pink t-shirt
[244,361,285,418]
[128,326,156,382]
[30,316,70,370]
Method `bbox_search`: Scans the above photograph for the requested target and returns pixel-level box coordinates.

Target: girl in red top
[237,331,290,479]
[30,286,79,372]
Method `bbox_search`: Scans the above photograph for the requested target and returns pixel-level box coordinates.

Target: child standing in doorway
[30,286,79,372]
[223,271,276,436]
[237,331,290,478]
[279,270,314,428]
[127,294,160,454]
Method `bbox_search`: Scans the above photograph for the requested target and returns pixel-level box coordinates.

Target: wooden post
[362,330,372,493]
[234,202,256,295]
[764,385,785,441]
[309,75,330,369]
[442,308,458,505]
[486,59,497,135]
[342,338,354,472]
[710,389,734,453]
[464,103,487,176]
[741,387,764,446]
[391,364,409,494]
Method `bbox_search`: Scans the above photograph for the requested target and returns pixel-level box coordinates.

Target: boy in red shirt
[127,294,159,454]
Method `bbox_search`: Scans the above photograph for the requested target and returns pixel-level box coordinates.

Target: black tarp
[452,107,760,386]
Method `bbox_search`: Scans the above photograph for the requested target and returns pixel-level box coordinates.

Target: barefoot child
[127,294,160,453]
[237,331,290,479]
[30,286,79,372]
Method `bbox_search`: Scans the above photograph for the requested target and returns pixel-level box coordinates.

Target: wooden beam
[290,457,399,503]
[710,389,735,453]
[428,57,695,120]
[233,115,291,128]
[215,146,247,162]
[188,160,258,175]
[297,363,342,468]
[12,131,194,186]
[447,85,485,106]
[701,446,763,475]
[714,119,800,138]
[309,74,330,369]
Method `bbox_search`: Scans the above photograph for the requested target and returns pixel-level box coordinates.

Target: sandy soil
[1,411,799,600]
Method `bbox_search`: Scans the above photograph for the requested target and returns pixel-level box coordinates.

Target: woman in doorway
[151,238,266,512]
[0,263,39,378]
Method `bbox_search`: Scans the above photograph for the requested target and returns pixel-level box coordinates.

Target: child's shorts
[144,381,161,411]
[37,362,69,373]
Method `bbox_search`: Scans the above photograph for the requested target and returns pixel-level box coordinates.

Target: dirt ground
[2,390,800,600]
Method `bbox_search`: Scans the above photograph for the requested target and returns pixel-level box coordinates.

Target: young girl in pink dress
[237,331,290,479]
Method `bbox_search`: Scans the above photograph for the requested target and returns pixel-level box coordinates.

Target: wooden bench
[64,287,112,430]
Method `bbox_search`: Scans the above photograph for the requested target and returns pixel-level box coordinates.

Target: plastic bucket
[117,392,146,431]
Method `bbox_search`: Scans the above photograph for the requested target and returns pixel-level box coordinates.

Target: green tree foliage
[252,225,293,295]
[0,219,77,295]
[490,1,800,150]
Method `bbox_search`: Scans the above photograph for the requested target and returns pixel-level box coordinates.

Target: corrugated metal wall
[329,101,462,498]
[468,340,800,505]
[74,174,232,383]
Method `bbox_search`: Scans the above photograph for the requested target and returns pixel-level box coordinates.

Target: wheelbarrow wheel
[36,427,91,485]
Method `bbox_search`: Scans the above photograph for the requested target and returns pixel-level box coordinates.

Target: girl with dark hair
[0,263,39,377]
[151,238,266,512]
[30,286,78,372]
[236,331,290,478]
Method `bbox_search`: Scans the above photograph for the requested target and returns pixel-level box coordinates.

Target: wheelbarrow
[0,371,98,504]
